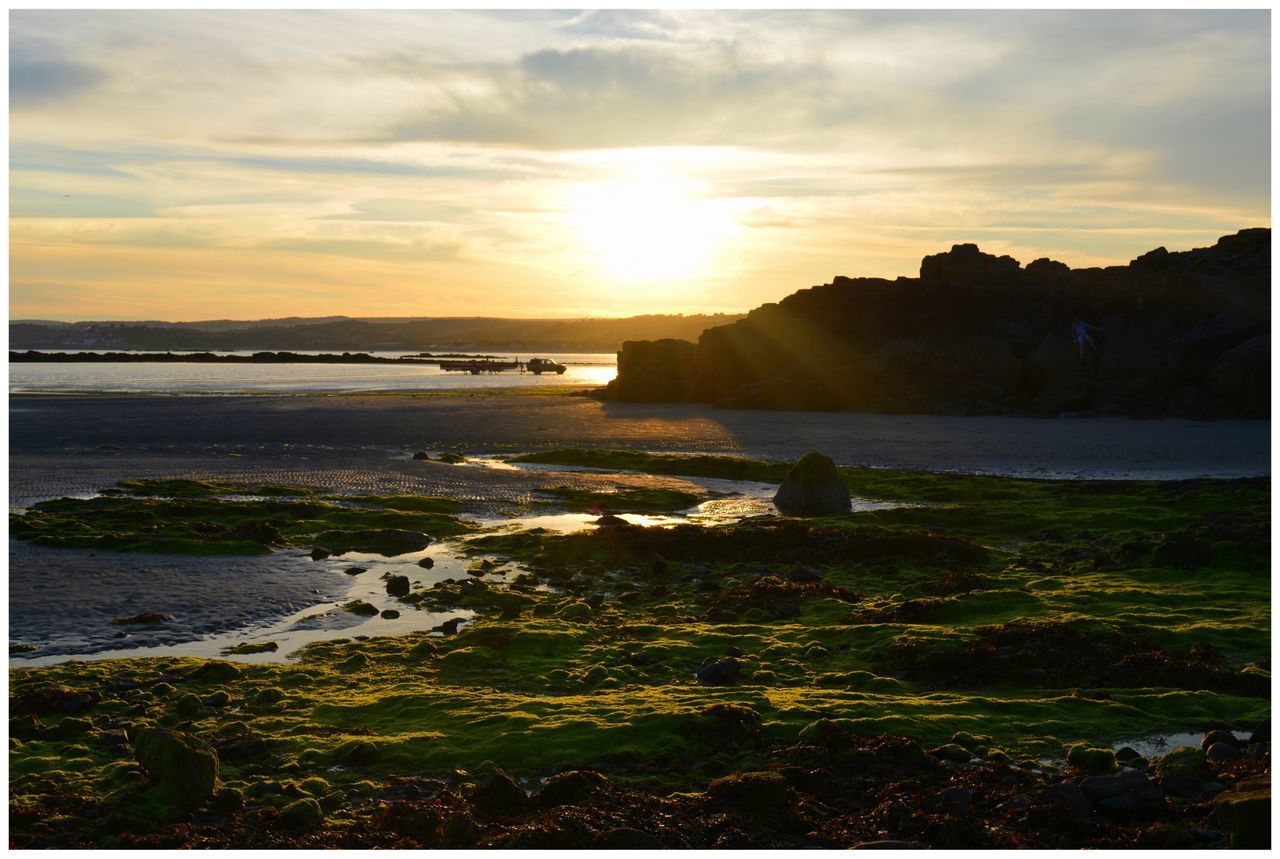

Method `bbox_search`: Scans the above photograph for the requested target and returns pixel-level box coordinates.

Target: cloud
[386,42,833,150]
[10,58,106,107]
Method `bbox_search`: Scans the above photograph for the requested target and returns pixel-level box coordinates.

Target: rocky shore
[603,229,1269,419]
[8,449,1270,849]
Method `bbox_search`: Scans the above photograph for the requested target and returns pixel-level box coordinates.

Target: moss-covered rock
[134,728,220,805]
[772,452,851,516]
[1066,744,1116,774]
[1214,777,1270,849]
[278,797,325,831]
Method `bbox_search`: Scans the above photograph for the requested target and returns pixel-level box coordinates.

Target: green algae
[10,489,472,555]
[8,453,1270,833]
[541,485,703,513]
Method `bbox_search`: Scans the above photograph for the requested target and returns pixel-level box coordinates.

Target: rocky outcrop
[603,339,700,402]
[602,230,1269,418]
[773,452,852,516]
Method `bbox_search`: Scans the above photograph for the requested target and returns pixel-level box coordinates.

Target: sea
[7,351,618,395]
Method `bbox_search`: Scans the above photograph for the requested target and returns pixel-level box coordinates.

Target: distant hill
[8,314,745,354]
[605,229,1270,419]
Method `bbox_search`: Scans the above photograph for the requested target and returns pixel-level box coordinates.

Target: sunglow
[565,169,744,283]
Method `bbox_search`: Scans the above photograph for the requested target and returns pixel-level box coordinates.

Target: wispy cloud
[8,9,1270,320]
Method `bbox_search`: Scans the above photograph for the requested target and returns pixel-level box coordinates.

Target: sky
[8,9,1272,321]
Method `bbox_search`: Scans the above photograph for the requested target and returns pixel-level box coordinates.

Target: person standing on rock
[1071,319,1102,360]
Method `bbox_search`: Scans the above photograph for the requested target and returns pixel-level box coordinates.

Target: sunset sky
[9,9,1271,321]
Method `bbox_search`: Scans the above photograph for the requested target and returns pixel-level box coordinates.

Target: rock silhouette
[603,229,1269,418]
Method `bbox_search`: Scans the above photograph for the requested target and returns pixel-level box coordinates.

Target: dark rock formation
[605,339,700,402]
[602,229,1270,418]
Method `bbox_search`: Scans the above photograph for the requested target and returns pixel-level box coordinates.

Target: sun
[565,169,741,282]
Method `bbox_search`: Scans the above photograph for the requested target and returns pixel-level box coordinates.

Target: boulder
[1206,742,1241,761]
[1202,728,1241,750]
[469,768,527,817]
[772,452,851,516]
[386,575,411,598]
[707,771,790,814]
[1214,777,1270,849]
[134,728,220,804]
[533,770,607,808]
[1066,744,1116,774]
[278,797,324,831]
[1155,746,1213,797]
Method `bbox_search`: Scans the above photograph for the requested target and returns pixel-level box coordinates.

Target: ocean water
[8,351,618,394]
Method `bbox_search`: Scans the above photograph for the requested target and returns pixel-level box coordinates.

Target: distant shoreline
[9,349,502,364]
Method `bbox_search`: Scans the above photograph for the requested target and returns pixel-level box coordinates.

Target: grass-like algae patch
[10,482,471,555]
[9,452,1270,848]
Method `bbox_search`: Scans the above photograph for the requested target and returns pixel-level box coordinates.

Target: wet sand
[11,392,1270,489]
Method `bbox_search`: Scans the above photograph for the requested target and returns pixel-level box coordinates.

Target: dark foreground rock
[134,728,221,805]
[602,229,1270,419]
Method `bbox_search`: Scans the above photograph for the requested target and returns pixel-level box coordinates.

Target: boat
[526,357,567,375]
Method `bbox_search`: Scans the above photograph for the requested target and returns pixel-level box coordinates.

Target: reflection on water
[10,462,915,667]
[9,351,617,394]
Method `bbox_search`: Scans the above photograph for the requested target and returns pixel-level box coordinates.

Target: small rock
[412,451,429,460]
[278,797,324,831]
[1206,741,1241,761]
[695,657,741,686]
[1115,746,1142,763]
[381,610,401,620]
[533,770,607,808]
[595,514,629,528]
[433,618,465,636]
[469,768,527,817]
[386,575,411,597]
[1202,729,1241,750]
[344,566,367,576]
[927,743,972,763]
[417,557,435,569]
